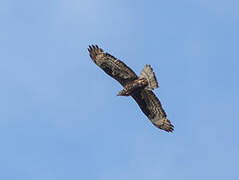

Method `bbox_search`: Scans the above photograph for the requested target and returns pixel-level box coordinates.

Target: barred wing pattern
[88,45,138,86]
[132,90,174,132]
[88,45,174,132]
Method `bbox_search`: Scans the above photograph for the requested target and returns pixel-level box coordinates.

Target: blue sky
[1,0,239,179]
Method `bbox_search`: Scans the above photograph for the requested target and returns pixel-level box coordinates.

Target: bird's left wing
[88,45,138,86]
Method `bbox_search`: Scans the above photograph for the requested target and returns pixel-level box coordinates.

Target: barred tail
[139,65,158,90]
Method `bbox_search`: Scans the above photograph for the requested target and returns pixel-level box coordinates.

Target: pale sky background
[1,0,239,179]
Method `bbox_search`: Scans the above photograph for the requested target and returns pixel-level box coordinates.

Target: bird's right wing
[132,90,174,132]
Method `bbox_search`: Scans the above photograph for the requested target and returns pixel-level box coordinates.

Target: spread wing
[88,45,138,86]
[132,90,174,132]
[88,45,174,132]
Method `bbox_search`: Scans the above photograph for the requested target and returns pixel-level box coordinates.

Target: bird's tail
[139,65,158,90]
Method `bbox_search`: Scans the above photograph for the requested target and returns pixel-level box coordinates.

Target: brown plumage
[88,45,174,132]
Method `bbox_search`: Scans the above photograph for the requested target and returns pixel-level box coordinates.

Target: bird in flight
[88,45,174,132]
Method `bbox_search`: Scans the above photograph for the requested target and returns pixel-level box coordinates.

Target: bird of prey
[88,45,174,132]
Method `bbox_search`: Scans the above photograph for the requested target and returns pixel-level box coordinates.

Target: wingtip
[88,45,93,51]
[167,125,174,133]
[152,117,174,133]
[88,44,102,51]
[167,124,174,133]
[88,44,104,62]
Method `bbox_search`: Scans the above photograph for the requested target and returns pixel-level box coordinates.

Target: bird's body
[117,78,148,96]
[88,45,174,132]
